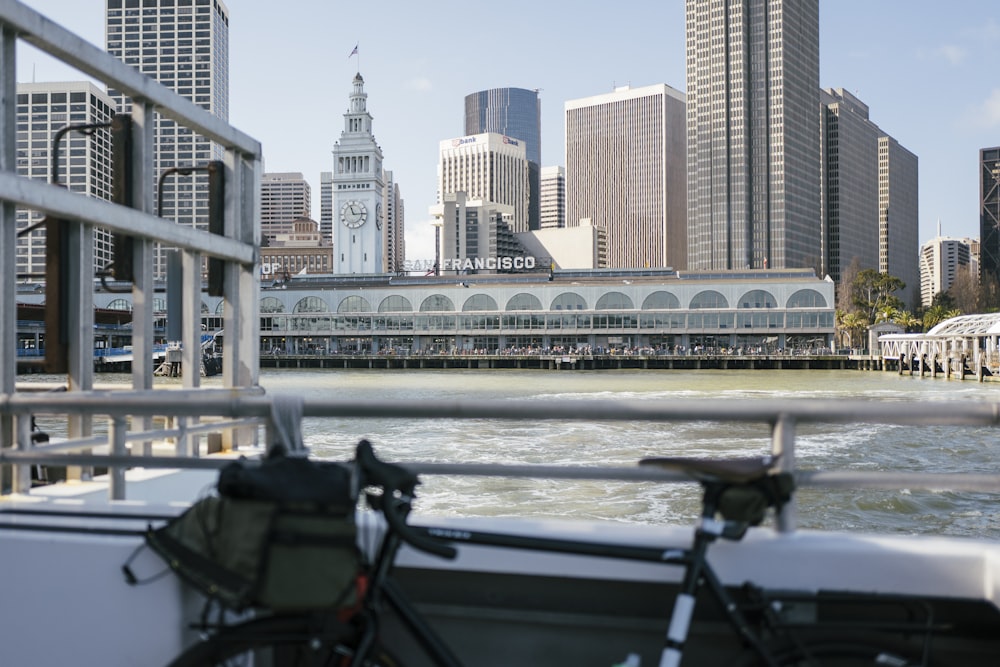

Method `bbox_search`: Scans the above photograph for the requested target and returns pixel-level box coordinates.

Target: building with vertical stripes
[565,84,687,270]
[465,88,541,230]
[319,171,333,245]
[15,82,116,279]
[540,165,565,229]
[382,170,405,274]
[686,0,821,272]
[919,234,974,309]
[878,136,919,308]
[437,132,529,234]
[260,172,311,241]
[105,0,230,280]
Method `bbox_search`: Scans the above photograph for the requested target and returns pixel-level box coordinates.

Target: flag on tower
[348,44,358,58]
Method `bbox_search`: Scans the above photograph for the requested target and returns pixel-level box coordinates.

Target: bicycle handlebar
[355,439,458,560]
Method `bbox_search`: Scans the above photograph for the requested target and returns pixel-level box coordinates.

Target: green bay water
[256,368,1000,540]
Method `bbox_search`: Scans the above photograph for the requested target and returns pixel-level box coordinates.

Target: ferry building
[245,267,834,356]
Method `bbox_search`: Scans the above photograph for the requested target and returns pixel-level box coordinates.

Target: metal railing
[3,392,1000,533]
[0,0,262,494]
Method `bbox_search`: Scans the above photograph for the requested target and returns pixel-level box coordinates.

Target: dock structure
[877,314,1000,382]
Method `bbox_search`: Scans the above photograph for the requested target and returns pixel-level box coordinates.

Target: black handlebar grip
[355,439,457,560]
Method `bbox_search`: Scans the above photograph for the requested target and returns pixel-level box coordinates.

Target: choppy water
[255,368,1000,540]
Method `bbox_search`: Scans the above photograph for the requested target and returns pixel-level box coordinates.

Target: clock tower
[333,73,384,273]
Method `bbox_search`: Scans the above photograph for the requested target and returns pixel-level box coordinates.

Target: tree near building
[850,269,906,325]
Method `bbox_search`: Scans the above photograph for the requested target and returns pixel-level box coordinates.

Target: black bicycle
[168,440,939,666]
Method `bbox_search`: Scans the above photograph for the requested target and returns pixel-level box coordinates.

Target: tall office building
[539,166,565,229]
[820,87,919,308]
[438,132,529,234]
[382,170,405,274]
[565,84,687,269]
[919,234,973,309]
[980,147,1000,287]
[260,172,311,240]
[106,0,230,280]
[878,136,919,308]
[15,82,116,278]
[686,0,821,272]
[319,171,334,245]
[465,88,541,231]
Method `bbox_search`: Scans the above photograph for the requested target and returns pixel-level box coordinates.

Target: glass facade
[465,88,541,230]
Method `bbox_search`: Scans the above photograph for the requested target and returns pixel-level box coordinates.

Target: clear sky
[15,0,1000,264]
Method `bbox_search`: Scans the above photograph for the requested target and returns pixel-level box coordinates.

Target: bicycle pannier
[140,454,361,613]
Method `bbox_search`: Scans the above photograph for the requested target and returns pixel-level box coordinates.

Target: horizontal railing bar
[0,0,260,157]
[3,451,998,494]
[0,174,255,263]
[5,394,1000,426]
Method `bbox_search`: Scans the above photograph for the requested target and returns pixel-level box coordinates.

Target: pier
[260,351,865,371]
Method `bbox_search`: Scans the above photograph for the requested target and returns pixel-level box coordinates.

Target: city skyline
[16,0,1000,268]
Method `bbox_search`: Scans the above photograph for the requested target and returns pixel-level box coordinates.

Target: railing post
[108,415,127,501]
[13,413,32,494]
[772,414,797,533]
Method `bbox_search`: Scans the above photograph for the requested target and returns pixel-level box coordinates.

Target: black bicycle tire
[734,631,935,666]
[166,613,403,667]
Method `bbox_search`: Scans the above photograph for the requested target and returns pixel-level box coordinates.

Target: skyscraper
[260,172,311,240]
[382,170,405,274]
[820,87,919,309]
[539,166,565,229]
[980,147,1000,288]
[437,132,529,234]
[465,88,541,231]
[565,84,687,269]
[919,235,973,309]
[106,0,230,280]
[15,82,116,278]
[878,136,919,308]
[686,0,821,272]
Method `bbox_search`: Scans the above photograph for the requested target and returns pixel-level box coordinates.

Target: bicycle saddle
[638,455,779,484]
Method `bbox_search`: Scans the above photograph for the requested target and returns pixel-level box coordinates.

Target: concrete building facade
[686,0,821,272]
[105,0,230,281]
[878,135,920,308]
[539,165,565,229]
[15,82,116,280]
[919,236,974,309]
[565,84,687,270]
[437,133,529,234]
[261,172,311,242]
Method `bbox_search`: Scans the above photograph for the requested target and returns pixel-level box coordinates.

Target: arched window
[689,290,729,309]
[596,291,634,310]
[737,290,777,309]
[505,293,543,311]
[550,292,587,311]
[260,296,286,313]
[786,289,827,308]
[641,291,680,309]
[337,296,371,313]
[462,294,498,311]
[106,298,131,311]
[419,294,455,311]
[201,301,209,314]
[378,295,413,312]
[293,296,330,313]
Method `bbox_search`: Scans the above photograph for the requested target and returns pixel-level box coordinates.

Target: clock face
[341,200,367,228]
[375,201,383,229]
